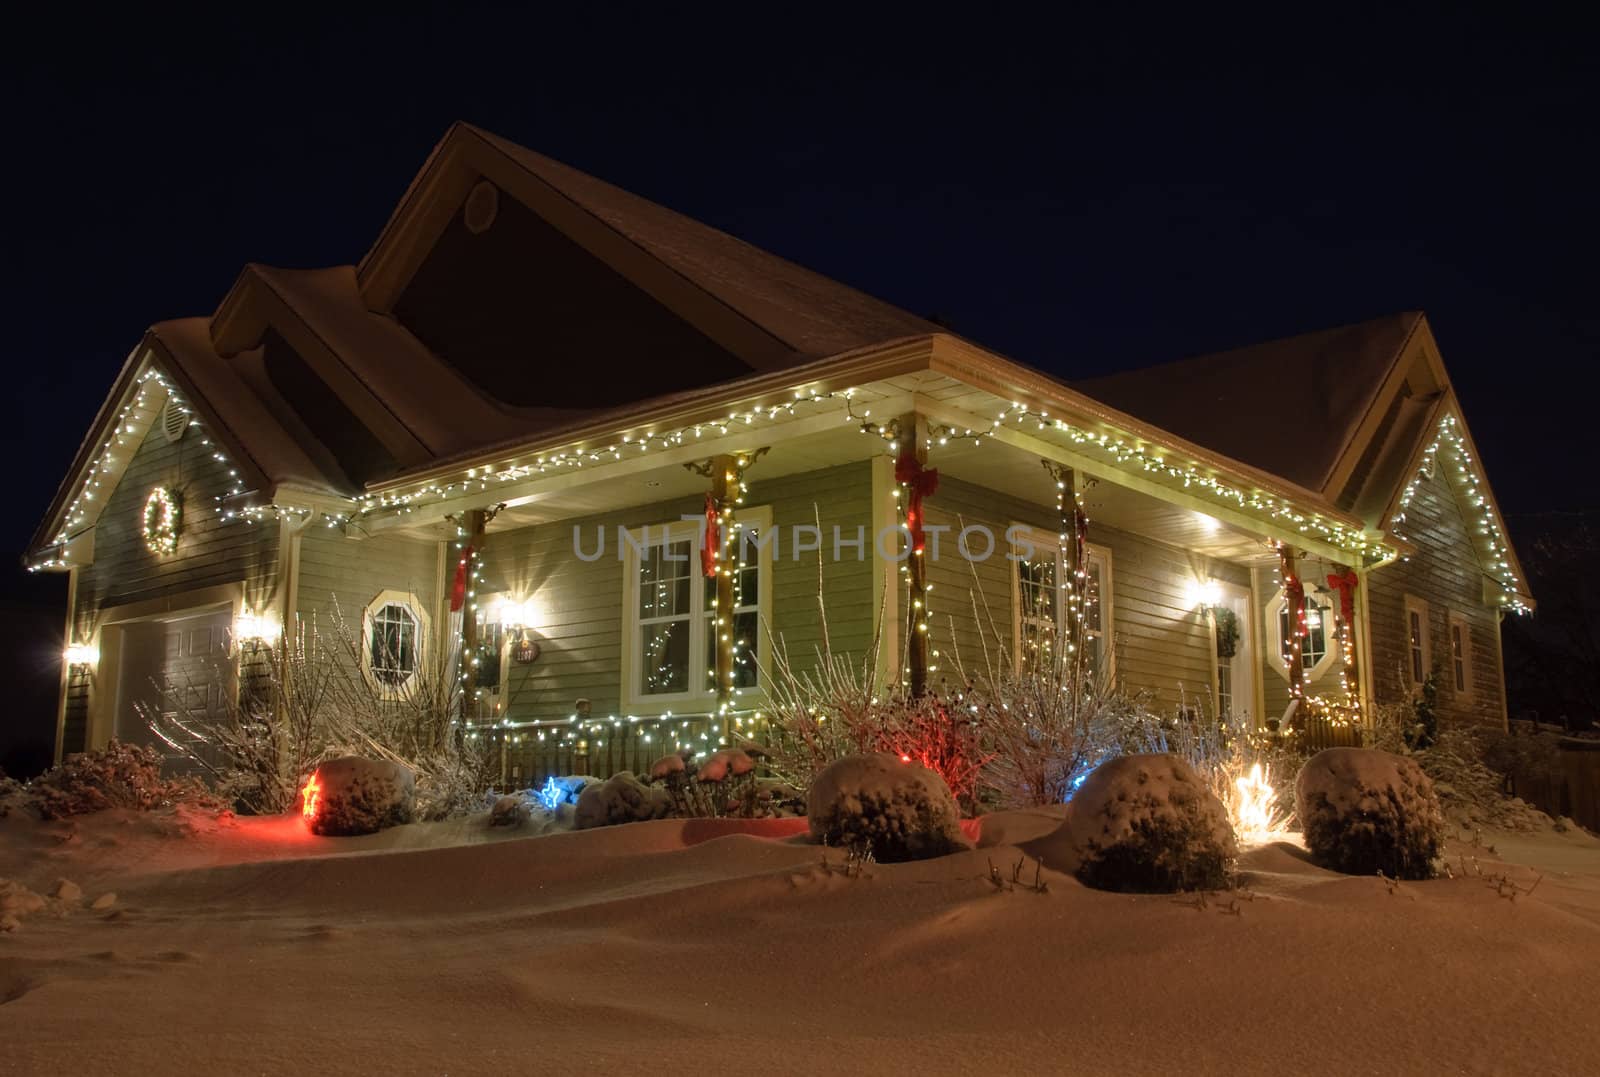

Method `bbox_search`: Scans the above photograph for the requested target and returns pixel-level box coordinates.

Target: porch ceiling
[929,437,1279,563]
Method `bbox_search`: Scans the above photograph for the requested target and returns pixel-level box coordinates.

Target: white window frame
[1266,587,1338,683]
[1447,610,1472,694]
[1008,523,1113,679]
[361,589,431,698]
[620,506,773,714]
[1403,594,1432,689]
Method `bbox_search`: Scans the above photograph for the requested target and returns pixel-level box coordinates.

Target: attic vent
[463,181,500,235]
[161,398,190,443]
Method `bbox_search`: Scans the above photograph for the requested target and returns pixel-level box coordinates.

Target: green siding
[1367,469,1505,729]
[65,407,279,754]
[295,527,440,633]
[922,476,1244,710]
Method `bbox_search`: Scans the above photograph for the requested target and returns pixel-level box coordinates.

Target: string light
[1393,413,1529,614]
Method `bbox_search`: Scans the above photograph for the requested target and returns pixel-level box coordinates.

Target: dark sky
[7,9,1596,576]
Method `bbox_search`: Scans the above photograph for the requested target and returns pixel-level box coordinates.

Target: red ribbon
[701,493,720,579]
[449,546,473,612]
[1326,569,1358,627]
[894,447,940,553]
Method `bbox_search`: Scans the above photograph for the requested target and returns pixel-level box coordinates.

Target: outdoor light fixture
[64,641,98,668]
[495,596,544,664]
[234,609,281,650]
[1185,577,1224,609]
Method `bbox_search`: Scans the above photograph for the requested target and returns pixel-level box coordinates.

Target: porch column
[459,507,488,719]
[1043,460,1083,681]
[1277,543,1306,726]
[898,413,933,697]
[711,454,737,712]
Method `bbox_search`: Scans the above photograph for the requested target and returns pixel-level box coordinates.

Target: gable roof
[1072,312,1424,496]
[363,123,940,365]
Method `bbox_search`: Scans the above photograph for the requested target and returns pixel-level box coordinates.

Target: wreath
[142,486,182,556]
[1214,606,1240,659]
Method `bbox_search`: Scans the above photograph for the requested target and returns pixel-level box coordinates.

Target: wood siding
[295,527,440,633]
[63,410,280,754]
[923,477,1246,710]
[475,461,877,728]
[1367,468,1505,729]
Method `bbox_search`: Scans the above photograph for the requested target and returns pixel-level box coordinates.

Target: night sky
[3,12,1595,765]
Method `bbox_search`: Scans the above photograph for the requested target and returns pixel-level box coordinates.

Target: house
[27,123,1533,785]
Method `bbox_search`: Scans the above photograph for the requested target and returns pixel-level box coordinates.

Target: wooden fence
[1513,739,1600,832]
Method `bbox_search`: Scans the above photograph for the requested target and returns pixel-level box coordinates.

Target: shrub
[1053,753,1236,892]
[1296,748,1444,879]
[806,753,968,862]
[574,771,671,829]
[27,741,221,820]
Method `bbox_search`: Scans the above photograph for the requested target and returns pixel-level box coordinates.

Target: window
[1266,588,1336,682]
[1448,612,1471,693]
[622,508,771,710]
[363,590,430,694]
[1277,596,1329,670]
[1010,525,1112,679]
[1403,595,1431,687]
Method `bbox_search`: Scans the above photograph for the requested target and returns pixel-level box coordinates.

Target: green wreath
[1214,606,1240,659]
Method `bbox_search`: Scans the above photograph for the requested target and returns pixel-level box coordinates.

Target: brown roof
[1072,312,1423,494]
[468,125,940,360]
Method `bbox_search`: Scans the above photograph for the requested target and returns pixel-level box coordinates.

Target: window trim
[620,505,773,714]
[1007,523,1113,680]
[1403,594,1432,689]
[361,589,432,698]
[1265,587,1338,683]
[1447,610,1472,694]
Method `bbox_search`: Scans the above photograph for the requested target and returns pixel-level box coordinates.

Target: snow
[1296,747,1445,879]
[303,756,415,836]
[695,748,755,783]
[1038,753,1237,892]
[805,753,968,862]
[1,794,1598,1074]
[573,771,672,829]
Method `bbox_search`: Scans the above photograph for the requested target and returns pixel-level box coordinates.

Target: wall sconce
[1185,578,1223,610]
[64,641,98,668]
[494,597,543,665]
[234,610,281,651]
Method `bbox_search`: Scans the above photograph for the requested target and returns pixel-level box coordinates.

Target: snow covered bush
[26,741,221,820]
[1052,753,1236,893]
[574,771,671,829]
[1295,748,1444,879]
[805,753,968,862]
[302,756,415,836]
[142,604,491,819]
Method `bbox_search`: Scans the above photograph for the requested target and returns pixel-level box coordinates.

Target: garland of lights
[141,486,182,556]
[1393,413,1528,613]
[36,365,1400,576]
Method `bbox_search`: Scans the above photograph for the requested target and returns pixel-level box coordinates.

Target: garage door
[115,609,234,776]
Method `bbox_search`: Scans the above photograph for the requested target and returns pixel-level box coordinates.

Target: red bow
[1326,569,1358,627]
[449,546,473,612]
[701,493,720,579]
[894,448,940,554]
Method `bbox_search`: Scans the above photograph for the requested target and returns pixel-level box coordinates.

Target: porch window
[1011,525,1112,679]
[623,508,771,710]
[363,590,430,694]
[1277,595,1329,671]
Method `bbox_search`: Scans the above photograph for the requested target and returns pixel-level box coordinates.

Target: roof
[1072,312,1423,494]
[449,125,942,361]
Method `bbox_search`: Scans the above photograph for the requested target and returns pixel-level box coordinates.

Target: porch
[344,360,1377,789]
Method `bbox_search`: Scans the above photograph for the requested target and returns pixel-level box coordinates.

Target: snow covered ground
[2,805,1597,1075]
